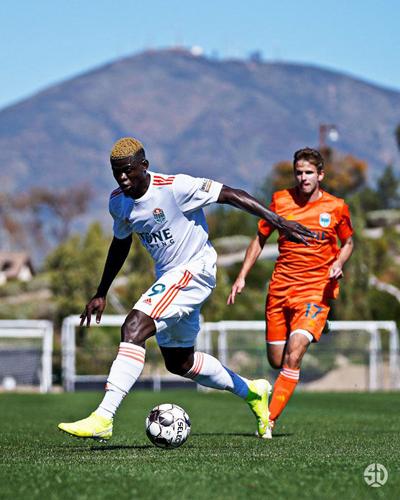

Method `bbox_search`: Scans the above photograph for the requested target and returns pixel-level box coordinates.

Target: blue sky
[1,0,399,110]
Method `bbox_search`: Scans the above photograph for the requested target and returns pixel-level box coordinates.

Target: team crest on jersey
[153,208,166,224]
[319,212,331,227]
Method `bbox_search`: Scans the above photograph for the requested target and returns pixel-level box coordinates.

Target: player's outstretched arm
[80,235,133,327]
[227,233,266,305]
[217,185,316,244]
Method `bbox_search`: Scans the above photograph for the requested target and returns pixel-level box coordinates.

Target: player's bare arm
[217,185,316,244]
[329,236,354,279]
[80,235,133,326]
[227,232,266,305]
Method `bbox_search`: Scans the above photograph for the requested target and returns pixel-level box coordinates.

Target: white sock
[184,352,249,398]
[95,342,145,418]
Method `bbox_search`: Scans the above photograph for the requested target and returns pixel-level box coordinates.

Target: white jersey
[109,171,223,277]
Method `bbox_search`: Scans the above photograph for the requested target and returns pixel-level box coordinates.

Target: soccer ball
[145,403,191,449]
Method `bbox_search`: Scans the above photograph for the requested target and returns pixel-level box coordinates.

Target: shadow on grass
[90,444,154,451]
[61,444,154,452]
[64,443,203,452]
[60,433,293,453]
[192,432,293,438]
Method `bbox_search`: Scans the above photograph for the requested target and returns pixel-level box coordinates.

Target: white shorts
[133,247,217,348]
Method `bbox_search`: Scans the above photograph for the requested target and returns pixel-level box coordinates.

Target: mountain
[1,48,400,222]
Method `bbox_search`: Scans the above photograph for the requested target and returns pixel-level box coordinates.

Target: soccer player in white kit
[58,137,315,441]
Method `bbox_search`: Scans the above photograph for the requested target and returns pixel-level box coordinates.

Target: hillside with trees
[1,48,400,227]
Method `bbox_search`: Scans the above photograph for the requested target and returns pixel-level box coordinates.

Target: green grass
[0,391,399,500]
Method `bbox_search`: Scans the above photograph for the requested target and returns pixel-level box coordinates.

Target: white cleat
[260,426,272,439]
[262,419,274,439]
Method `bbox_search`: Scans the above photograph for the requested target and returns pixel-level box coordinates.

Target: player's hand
[329,261,343,280]
[278,218,316,245]
[80,296,107,327]
[227,277,246,305]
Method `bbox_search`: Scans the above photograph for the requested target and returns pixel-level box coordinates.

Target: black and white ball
[145,403,191,449]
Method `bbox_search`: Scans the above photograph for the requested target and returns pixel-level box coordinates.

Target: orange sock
[269,365,300,422]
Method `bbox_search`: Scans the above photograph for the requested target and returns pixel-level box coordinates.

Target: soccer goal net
[61,316,400,392]
[0,320,53,393]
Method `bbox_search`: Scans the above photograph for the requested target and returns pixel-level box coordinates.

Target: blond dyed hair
[110,137,144,160]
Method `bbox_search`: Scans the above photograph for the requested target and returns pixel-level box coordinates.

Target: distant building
[0,252,35,285]
[248,50,263,63]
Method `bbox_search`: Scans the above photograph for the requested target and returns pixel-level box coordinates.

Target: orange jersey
[258,188,353,300]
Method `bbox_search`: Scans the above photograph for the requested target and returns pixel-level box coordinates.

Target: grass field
[1,390,399,499]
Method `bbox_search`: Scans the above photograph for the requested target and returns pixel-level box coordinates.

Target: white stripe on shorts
[290,329,314,343]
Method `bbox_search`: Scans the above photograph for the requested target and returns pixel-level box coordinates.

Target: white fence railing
[2,317,398,393]
[61,317,400,392]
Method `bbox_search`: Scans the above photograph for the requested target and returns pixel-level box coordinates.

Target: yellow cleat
[246,379,272,439]
[58,412,113,442]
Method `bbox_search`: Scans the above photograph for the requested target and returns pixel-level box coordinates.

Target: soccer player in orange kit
[227,147,354,438]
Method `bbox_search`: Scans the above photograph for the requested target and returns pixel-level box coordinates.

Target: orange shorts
[266,294,330,344]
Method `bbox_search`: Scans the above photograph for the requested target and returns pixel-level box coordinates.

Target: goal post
[62,314,195,392]
[0,320,53,393]
[328,321,400,391]
[199,320,400,391]
[61,314,126,392]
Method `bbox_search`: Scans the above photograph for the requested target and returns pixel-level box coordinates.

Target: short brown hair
[110,137,145,160]
[293,147,324,171]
